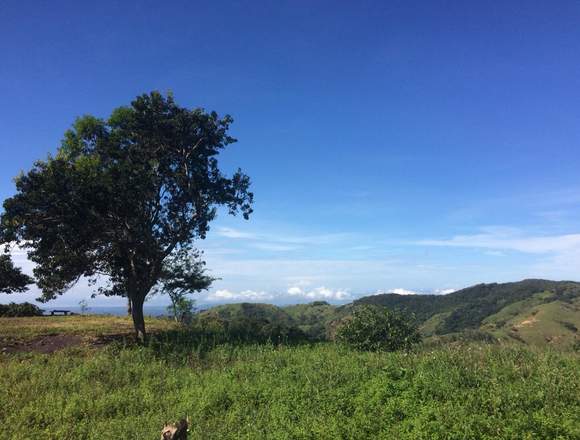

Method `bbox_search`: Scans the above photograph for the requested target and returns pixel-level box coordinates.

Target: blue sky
[1,1,580,307]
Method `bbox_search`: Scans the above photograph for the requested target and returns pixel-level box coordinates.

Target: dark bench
[50,310,72,316]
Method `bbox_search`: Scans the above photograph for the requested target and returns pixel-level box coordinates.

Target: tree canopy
[0,254,33,293]
[0,92,253,340]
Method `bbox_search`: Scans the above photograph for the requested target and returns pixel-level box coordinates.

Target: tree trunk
[130,297,147,343]
[127,297,132,316]
[169,296,179,323]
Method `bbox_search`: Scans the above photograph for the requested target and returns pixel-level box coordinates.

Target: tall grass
[1,340,579,439]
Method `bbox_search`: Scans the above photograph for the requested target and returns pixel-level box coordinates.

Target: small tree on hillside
[155,248,214,323]
[0,92,253,341]
[336,305,421,351]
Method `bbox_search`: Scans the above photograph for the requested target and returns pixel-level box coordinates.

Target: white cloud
[217,227,256,239]
[417,227,580,254]
[369,287,458,296]
[204,289,274,302]
[202,285,351,303]
[286,285,351,301]
[415,226,580,282]
[434,288,457,295]
[390,288,417,295]
[216,227,350,247]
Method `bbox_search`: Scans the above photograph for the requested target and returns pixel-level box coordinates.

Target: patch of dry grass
[0,315,177,341]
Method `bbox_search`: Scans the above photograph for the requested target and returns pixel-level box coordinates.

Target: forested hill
[198,279,580,348]
[353,279,580,345]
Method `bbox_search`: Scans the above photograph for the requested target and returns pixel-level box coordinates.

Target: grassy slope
[354,280,580,347]
[356,280,580,329]
[1,329,579,439]
[484,297,580,348]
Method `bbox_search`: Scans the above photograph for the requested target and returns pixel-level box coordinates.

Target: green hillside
[284,301,337,339]
[198,301,335,340]
[200,302,294,325]
[198,280,580,348]
[355,279,580,348]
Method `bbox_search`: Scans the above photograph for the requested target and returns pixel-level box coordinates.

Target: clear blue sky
[2,1,580,307]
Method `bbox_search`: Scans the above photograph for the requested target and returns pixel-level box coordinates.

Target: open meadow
[1,315,579,440]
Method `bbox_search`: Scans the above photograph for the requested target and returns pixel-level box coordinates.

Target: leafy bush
[0,302,43,317]
[335,305,420,351]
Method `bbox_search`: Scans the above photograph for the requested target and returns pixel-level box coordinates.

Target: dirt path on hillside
[515,315,538,328]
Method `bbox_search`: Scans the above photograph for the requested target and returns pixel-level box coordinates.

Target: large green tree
[0,92,253,340]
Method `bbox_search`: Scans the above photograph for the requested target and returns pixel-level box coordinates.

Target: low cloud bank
[370,287,458,296]
[203,285,351,303]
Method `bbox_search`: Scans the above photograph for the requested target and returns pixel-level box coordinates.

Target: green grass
[482,297,580,349]
[419,311,450,336]
[481,291,555,329]
[1,327,579,439]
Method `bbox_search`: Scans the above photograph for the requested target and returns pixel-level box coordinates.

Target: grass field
[0,315,177,340]
[1,316,579,439]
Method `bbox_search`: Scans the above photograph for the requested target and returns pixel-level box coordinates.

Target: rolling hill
[354,279,580,347]
[197,279,580,348]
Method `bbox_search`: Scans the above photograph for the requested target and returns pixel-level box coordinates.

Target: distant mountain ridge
[198,279,580,348]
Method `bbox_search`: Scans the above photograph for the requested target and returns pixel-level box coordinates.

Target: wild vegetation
[0,316,579,439]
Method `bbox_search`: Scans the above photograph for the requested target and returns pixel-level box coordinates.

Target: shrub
[335,305,420,351]
[0,302,44,317]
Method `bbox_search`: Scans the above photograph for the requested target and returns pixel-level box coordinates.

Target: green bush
[336,305,420,351]
[0,302,43,317]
